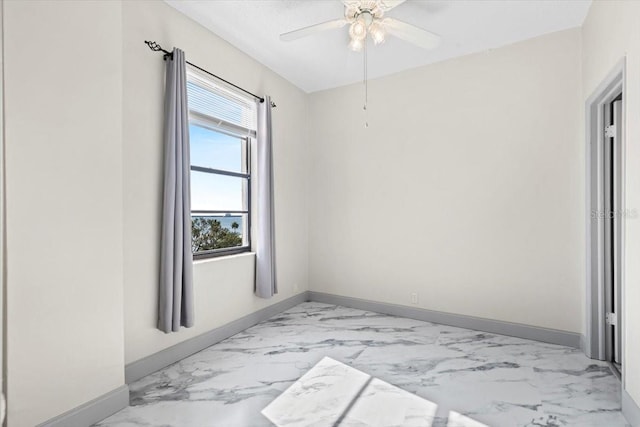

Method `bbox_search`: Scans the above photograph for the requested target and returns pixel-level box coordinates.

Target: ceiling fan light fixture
[349,19,367,41]
[345,4,360,21]
[369,21,385,45]
[348,38,364,52]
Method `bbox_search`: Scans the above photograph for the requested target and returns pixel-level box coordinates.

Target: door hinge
[606,312,618,326]
[605,125,617,138]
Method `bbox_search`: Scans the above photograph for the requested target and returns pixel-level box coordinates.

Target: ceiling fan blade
[379,0,407,11]
[383,18,441,49]
[280,19,348,42]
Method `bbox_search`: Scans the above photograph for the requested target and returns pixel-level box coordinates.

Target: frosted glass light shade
[349,38,364,52]
[349,19,367,41]
[369,22,385,45]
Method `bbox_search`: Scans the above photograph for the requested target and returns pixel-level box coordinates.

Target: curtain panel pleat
[255,96,277,298]
[158,48,195,332]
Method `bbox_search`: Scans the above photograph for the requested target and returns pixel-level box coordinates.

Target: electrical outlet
[293,283,299,292]
[410,293,419,305]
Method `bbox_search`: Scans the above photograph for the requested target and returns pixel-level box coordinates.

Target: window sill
[193,251,255,265]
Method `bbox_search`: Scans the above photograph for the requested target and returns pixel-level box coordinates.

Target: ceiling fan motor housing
[345,1,384,25]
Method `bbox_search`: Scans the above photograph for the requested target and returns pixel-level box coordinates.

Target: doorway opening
[585,60,625,381]
[604,93,623,377]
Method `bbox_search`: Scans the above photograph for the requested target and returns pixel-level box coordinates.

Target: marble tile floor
[96,302,629,427]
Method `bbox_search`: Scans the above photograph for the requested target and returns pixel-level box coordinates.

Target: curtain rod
[144,41,276,108]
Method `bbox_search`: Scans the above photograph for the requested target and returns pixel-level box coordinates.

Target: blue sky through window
[190,124,245,212]
[190,124,242,172]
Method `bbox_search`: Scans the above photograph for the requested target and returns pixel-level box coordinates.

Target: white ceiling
[165,0,592,93]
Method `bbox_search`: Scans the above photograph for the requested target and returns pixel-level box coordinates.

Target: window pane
[191,171,246,212]
[190,124,245,173]
[191,214,246,252]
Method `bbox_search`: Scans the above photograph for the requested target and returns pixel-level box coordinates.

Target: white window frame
[187,67,255,259]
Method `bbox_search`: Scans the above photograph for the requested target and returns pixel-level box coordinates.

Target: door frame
[585,58,625,372]
[0,0,6,422]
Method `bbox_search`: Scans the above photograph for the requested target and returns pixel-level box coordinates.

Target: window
[187,66,257,259]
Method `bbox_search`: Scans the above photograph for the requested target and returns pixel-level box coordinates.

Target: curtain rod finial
[145,40,159,50]
[145,40,167,53]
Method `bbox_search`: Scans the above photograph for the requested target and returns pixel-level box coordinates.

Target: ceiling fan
[280,0,441,51]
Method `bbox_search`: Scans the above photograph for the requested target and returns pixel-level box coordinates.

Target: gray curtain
[255,96,277,298]
[158,48,194,332]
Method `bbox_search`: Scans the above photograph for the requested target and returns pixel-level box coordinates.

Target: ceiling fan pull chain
[364,39,369,128]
